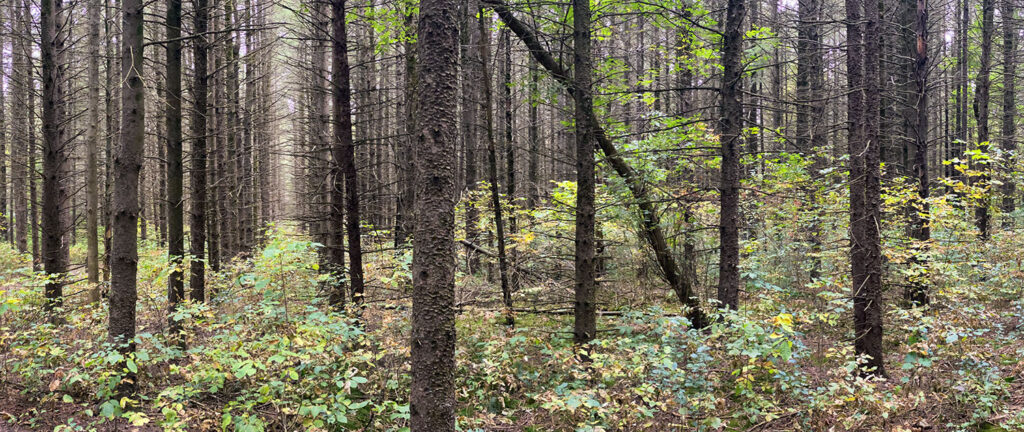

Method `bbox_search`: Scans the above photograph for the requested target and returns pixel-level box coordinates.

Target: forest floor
[1,226,1023,431]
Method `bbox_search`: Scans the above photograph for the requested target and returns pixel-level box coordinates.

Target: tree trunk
[479,12,514,327]
[570,0,597,344]
[85,0,102,295]
[190,0,210,302]
[975,0,994,238]
[109,0,144,393]
[849,0,887,377]
[717,0,745,310]
[166,0,186,335]
[332,0,364,306]
[41,0,69,318]
[1001,0,1016,220]
[410,0,459,428]
[906,0,930,305]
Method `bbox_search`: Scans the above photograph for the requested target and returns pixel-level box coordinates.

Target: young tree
[410,0,459,427]
[1001,0,1016,219]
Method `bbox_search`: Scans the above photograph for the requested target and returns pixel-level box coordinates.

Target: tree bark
[109,0,145,393]
[41,0,69,317]
[331,0,364,306]
[571,0,597,344]
[906,0,930,305]
[166,0,186,335]
[190,0,210,302]
[975,0,994,238]
[410,0,459,427]
[717,0,745,310]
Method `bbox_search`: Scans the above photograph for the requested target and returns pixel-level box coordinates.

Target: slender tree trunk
[1001,0,1016,221]
[190,0,210,302]
[479,13,514,327]
[0,23,6,243]
[461,1,481,273]
[975,0,994,238]
[41,0,69,317]
[11,0,28,254]
[906,0,930,305]
[396,6,417,249]
[332,0,364,306]
[166,0,186,335]
[410,0,459,427]
[109,0,144,393]
[527,58,540,209]
[85,0,102,295]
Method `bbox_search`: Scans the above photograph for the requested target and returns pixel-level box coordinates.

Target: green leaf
[126,359,138,374]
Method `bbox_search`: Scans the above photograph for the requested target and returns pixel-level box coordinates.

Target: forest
[0,0,1022,429]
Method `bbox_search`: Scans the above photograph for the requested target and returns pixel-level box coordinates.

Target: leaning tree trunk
[409,0,459,428]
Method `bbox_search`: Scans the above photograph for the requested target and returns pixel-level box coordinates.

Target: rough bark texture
[109,0,144,392]
[41,0,68,317]
[572,0,597,344]
[717,0,745,310]
[11,0,28,254]
[166,0,186,334]
[975,0,994,238]
[849,0,887,377]
[190,0,210,302]
[409,0,459,428]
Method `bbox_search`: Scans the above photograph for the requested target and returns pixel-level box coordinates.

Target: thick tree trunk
[41,0,69,317]
[190,0,210,302]
[409,0,459,428]
[109,0,144,393]
[717,0,745,310]
[166,0,185,335]
[849,0,887,377]
[571,0,597,344]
